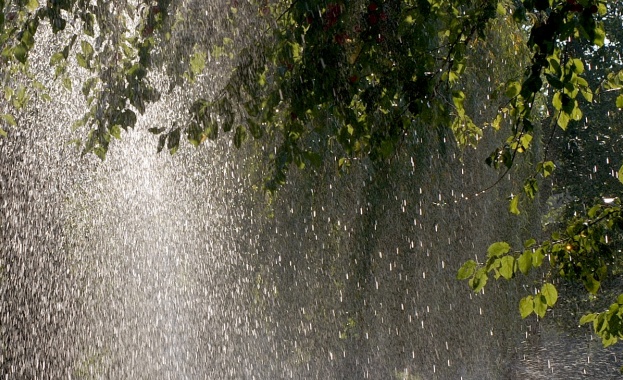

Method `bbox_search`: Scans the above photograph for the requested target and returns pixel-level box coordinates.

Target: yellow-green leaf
[519,295,534,318]
[1,114,17,126]
[499,256,515,280]
[487,242,511,258]
[541,283,558,307]
[534,294,548,317]
[457,260,477,280]
[509,194,520,215]
[518,250,532,274]
[26,0,39,12]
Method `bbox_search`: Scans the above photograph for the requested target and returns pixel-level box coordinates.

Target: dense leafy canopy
[2,0,623,354]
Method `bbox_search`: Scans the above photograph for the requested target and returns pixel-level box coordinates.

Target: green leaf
[579,313,597,325]
[13,44,28,64]
[505,81,521,98]
[109,125,121,140]
[499,256,515,280]
[62,76,72,91]
[618,164,623,185]
[534,294,548,317]
[509,194,520,215]
[617,94,623,109]
[26,0,39,12]
[541,283,558,307]
[524,239,536,248]
[519,295,534,318]
[1,114,17,126]
[487,242,511,258]
[457,260,477,280]
[518,250,532,274]
[0,127,6,138]
[468,268,488,292]
[557,111,569,130]
[233,125,247,148]
[584,274,601,294]
[532,248,545,267]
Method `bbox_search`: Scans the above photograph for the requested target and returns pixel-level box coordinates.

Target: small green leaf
[534,293,548,317]
[505,81,521,98]
[557,111,569,130]
[468,268,488,292]
[457,260,477,280]
[0,127,7,137]
[509,194,520,215]
[233,125,247,148]
[524,239,537,248]
[584,274,601,294]
[110,125,121,140]
[62,76,72,91]
[26,0,39,12]
[1,114,17,126]
[487,242,511,258]
[541,283,558,307]
[519,295,534,318]
[532,248,545,267]
[499,256,515,280]
[579,313,597,325]
[618,164,623,185]
[518,250,532,274]
[617,94,623,109]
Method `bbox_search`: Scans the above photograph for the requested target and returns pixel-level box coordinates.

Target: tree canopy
[2,0,623,356]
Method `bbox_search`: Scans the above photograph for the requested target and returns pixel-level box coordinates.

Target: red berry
[368,13,378,25]
[590,4,598,13]
[349,75,358,83]
[368,3,378,12]
[379,12,387,21]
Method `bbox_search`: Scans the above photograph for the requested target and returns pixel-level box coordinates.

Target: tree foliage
[2,0,623,355]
